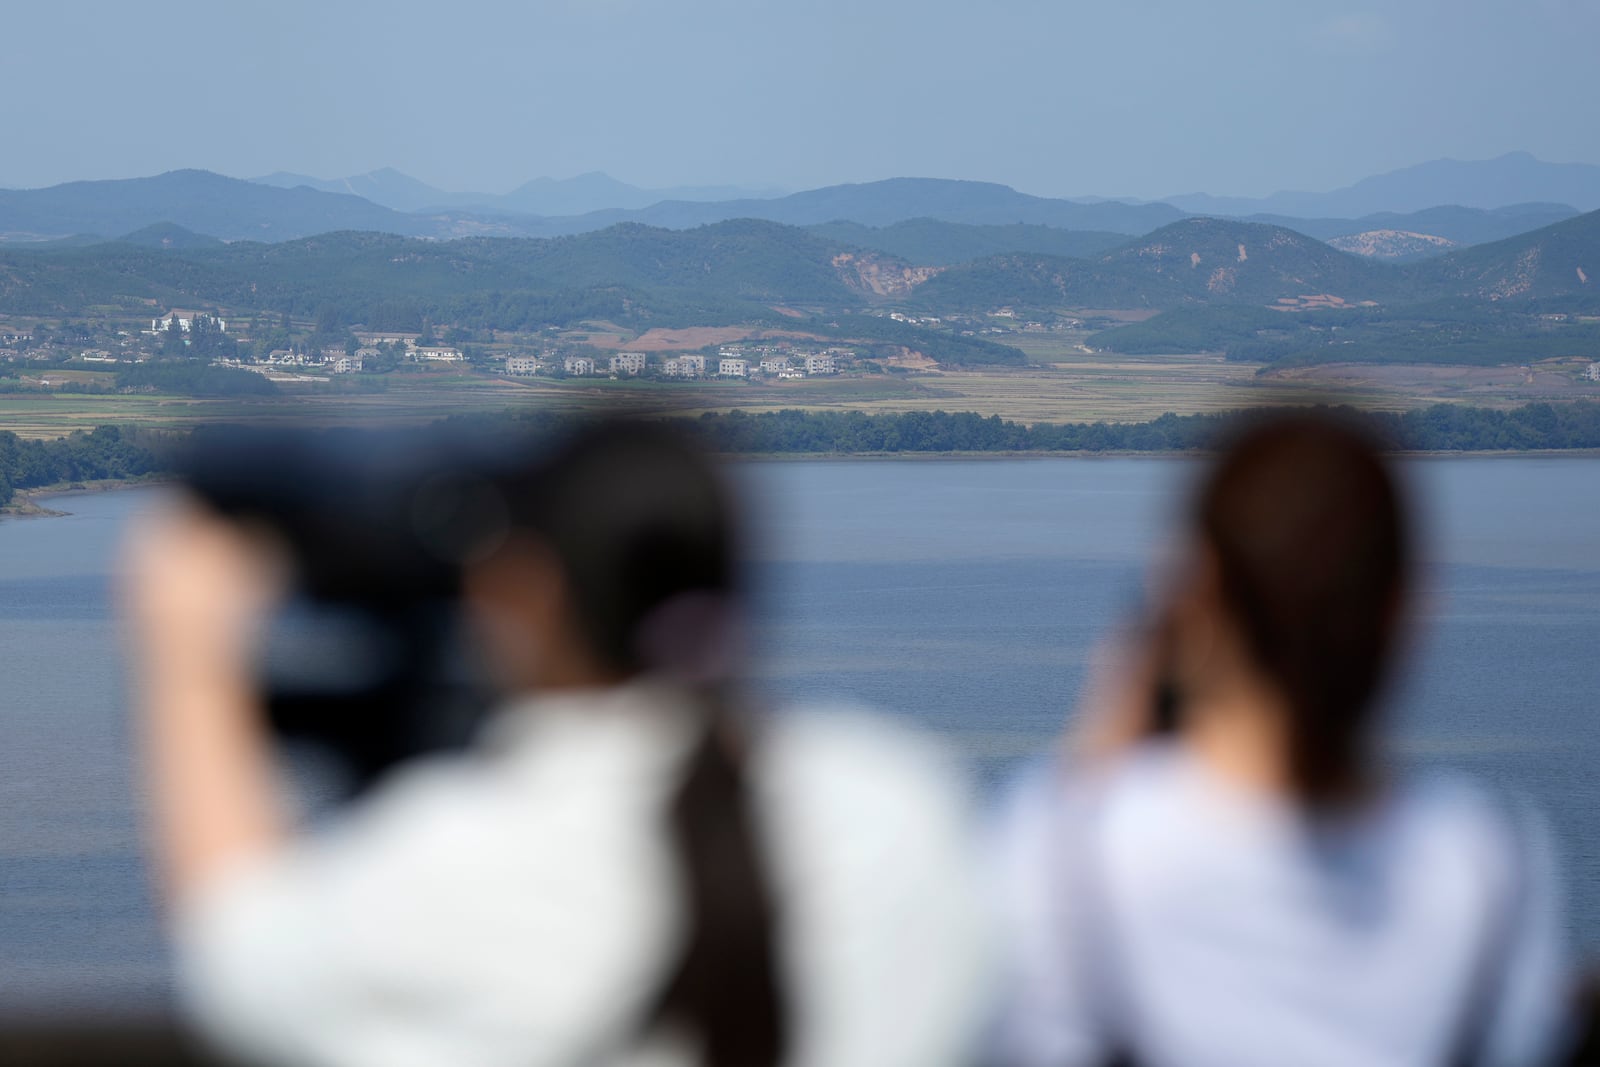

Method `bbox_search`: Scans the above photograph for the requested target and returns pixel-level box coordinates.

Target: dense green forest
[116,361,279,396]
[595,402,1600,454]
[0,425,168,505]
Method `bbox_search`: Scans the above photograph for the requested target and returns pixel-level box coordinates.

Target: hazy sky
[4,0,1597,199]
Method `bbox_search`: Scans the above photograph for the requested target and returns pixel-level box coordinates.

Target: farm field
[3,346,1592,440]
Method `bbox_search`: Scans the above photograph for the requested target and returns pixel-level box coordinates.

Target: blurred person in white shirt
[990,412,1574,1067]
[126,420,991,1067]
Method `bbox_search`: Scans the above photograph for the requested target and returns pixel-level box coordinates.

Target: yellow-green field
[1,345,1588,440]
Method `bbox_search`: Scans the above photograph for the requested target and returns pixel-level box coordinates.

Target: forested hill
[806,219,1128,266]
[908,218,1406,310]
[1418,208,1600,301]
[910,210,1600,311]
[1,210,1596,333]
[0,220,912,325]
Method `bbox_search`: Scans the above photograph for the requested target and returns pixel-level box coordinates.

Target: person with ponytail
[127,419,991,1067]
[990,411,1574,1067]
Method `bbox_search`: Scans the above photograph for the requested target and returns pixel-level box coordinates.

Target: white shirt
[990,741,1571,1067]
[176,683,992,1067]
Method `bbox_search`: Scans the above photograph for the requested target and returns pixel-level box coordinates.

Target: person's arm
[1067,619,1170,763]
[122,498,287,904]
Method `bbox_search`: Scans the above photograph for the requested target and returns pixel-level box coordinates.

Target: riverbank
[0,476,170,518]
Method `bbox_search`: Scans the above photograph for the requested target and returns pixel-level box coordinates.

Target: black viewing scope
[176,424,528,796]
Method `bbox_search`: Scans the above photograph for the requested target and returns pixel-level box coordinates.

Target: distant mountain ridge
[1239,203,1580,251]
[1,161,1594,256]
[499,178,1186,237]
[1168,152,1600,216]
[0,170,437,242]
[253,168,784,216]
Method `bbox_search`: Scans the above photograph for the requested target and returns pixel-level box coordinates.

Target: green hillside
[0,220,888,327]
[806,219,1127,265]
[1415,208,1600,301]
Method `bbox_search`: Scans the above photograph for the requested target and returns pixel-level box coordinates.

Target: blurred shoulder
[752,704,974,817]
[1388,769,1557,872]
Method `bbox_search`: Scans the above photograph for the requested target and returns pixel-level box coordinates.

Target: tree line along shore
[5,401,1600,511]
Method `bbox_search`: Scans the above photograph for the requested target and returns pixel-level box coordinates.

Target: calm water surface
[2,458,1598,1011]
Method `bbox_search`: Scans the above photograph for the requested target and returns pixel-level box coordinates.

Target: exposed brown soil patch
[832,252,943,296]
[882,346,940,370]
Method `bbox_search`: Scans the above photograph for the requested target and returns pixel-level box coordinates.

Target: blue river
[1,456,1597,1012]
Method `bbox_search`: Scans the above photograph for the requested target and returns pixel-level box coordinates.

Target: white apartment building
[678,354,706,377]
[505,355,540,375]
[153,310,226,333]
[1587,362,1600,382]
[610,353,646,375]
[719,357,749,377]
[416,346,465,362]
[760,357,790,374]
[804,354,836,375]
[564,356,595,376]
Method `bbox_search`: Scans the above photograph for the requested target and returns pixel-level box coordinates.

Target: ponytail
[499,420,788,1064]
[651,694,785,1067]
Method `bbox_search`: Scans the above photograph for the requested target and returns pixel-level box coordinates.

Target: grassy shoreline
[1,475,171,517]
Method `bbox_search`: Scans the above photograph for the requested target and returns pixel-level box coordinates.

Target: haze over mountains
[1,154,1597,263]
[1166,152,1600,217]
[252,169,785,217]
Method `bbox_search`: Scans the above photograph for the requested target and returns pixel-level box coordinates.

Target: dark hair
[1193,411,1412,807]
[503,419,786,1067]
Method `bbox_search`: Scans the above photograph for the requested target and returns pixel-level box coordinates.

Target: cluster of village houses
[507,344,851,380]
[130,313,855,382]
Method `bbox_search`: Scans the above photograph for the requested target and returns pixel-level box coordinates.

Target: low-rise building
[416,346,465,362]
[760,357,790,374]
[330,354,364,374]
[564,356,595,376]
[1587,362,1600,382]
[678,354,706,377]
[610,352,646,375]
[719,357,749,378]
[505,355,540,375]
[357,332,420,347]
[777,369,805,380]
[153,310,226,333]
[804,354,836,375]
